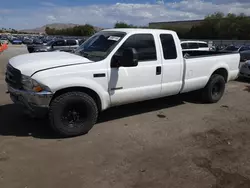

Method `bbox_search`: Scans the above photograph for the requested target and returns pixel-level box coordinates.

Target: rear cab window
[160,34,177,60]
[181,43,188,49]
[188,43,199,49]
[198,43,208,48]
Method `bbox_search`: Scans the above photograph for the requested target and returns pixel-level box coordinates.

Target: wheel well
[212,68,228,82]
[51,87,102,111]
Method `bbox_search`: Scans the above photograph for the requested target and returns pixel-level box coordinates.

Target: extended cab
[6,29,240,137]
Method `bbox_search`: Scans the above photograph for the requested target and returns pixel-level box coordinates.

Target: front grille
[5,64,22,89]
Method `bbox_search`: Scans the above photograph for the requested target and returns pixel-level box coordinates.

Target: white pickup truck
[6,29,240,137]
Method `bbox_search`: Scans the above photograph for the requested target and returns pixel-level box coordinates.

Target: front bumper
[7,85,53,118]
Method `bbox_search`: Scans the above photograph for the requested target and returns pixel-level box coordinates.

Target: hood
[9,51,93,76]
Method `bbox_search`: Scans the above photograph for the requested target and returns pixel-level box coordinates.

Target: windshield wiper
[74,50,89,58]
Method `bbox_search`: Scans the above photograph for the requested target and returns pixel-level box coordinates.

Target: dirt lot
[0,46,250,188]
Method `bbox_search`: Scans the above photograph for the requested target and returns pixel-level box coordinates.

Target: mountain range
[20,23,103,33]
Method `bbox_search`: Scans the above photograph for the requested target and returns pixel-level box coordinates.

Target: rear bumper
[7,86,53,118]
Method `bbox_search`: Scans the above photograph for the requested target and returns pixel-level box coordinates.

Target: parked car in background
[220,45,250,53]
[33,38,43,45]
[239,50,250,62]
[27,39,80,53]
[79,39,85,45]
[10,38,22,45]
[6,28,240,137]
[239,60,250,79]
[22,38,33,45]
[181,41,210,51]
[0,36,9,44]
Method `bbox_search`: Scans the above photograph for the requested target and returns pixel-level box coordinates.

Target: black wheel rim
[61,102,88,128]
[212,82,221,97]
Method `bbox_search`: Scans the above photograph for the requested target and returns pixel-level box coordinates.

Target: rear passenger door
[109,33,162,106]
[159,34,184,97]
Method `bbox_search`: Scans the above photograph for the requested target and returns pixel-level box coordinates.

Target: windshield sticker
[108,36,121,41]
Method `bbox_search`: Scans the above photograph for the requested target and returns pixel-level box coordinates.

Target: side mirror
[120,48,138,67]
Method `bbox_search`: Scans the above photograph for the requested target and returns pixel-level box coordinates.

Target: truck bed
[181,50,240,94]
[182,50,237,58]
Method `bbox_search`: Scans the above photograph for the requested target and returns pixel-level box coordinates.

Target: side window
[117,34,157,61]
[160,34,177,59]
[198,43,208,48]
[181,43,188,49]
[54,40,66,46]
[188,43,199,49]
[66,40,77,46]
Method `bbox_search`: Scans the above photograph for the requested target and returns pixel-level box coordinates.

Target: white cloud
[2,0,250,29]
[46,15,57,22]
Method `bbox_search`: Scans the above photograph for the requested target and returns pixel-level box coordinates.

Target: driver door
[108,33,162,106]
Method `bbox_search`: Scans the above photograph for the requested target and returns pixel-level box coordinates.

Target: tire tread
[202,74,225,103]
[49,91,98,137]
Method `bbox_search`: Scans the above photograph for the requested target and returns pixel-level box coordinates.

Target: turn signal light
[33,86,43,92]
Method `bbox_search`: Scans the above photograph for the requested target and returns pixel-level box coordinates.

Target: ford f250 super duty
[5,29,240,137]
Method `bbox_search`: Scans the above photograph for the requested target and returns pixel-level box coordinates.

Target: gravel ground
[0,46,250,188]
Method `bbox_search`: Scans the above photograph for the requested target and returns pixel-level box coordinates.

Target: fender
[33,76,110,110]
[207,62,229,83]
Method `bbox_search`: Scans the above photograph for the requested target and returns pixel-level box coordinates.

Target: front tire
[202,74,226,103]
[49,92,98,137]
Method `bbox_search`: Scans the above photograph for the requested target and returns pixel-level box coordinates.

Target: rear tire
[202,74,225,103]
[49,92,98,137]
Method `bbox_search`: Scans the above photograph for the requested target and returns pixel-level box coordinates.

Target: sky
[1,0,250,29]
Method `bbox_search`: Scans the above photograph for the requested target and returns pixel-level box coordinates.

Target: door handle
[156,66,161,75]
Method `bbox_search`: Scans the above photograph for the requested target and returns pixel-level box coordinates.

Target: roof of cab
[101,28,177,34]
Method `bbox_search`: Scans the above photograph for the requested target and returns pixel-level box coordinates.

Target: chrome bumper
[7,85,53,117]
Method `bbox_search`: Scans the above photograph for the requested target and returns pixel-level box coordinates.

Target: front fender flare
[47,77,110,110]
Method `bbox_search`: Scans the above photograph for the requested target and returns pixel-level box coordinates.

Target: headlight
[21,75,50,92]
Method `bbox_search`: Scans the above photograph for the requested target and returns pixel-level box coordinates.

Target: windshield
[224,46,239,51]
[74,31,126,61]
